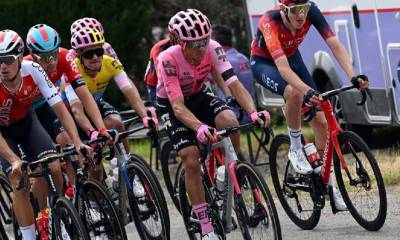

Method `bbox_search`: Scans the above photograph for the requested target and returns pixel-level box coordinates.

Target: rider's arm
[326,37,354,80]
[114,72,147,118]
[72,81,107,131]
[51,102,82,147]
[171,97,203,131]
[275,56,311,94]
[229,81,257,115]
[211,69,231,97]
[0,133,20,165]
[70,100,95,134]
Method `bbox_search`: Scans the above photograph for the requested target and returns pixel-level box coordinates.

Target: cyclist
[70,17,119,61]
[250,0,368,210]
[0,29,88,240]
[157,9,269,239]
[70,27,157,179]
[211,24,257,123]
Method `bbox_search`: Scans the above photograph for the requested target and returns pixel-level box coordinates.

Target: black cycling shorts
[0,113,57,175]
[34,102,61,142]
[157,86,231,152]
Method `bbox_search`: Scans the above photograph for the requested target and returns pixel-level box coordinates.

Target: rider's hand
[10,160,22,178]
[250,111,271,128]
[303,89,320,107]
[87,129,100,148]
[196,124,217,144]
[351,74,369,91]
[100,127,119,144]
[144,107,159,130]
[77,143,94,166]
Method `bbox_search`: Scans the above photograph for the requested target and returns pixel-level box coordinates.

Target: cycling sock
[288,128,302,150]
[193,203,214,236]
[20,224,36,240]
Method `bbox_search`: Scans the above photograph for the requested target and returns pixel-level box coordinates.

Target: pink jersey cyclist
[156,39,237,100]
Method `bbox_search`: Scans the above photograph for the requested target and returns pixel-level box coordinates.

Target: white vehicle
[245,0,400,138]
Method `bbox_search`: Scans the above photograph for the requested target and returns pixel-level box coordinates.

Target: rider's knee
[284,86,303,104]
[216,110,239,128]
[179,147,200,173]
[105,115,125,131]
[56,131,72,146]
[49,160,62,177]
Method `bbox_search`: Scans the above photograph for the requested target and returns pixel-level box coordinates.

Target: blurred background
[0,0,249,110]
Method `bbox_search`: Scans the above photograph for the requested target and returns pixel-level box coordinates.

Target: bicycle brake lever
[357,90,367,106]
[105,145,115,161]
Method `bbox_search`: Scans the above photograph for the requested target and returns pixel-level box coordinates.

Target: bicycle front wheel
[78,178,127,239]
[269,134,321,230]
[235,161,282,240]
[334,131,387,231]
[53,196,90,240]
[126,160,168,240]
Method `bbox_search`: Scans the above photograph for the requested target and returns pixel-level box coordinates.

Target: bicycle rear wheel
[0,174,13,239]
[126,161,168,240]
[178,167,225,240]
[160,140,182,212]
[334,131,387,231]
[53,196,90,240]
[235,161,282,240]
[269,134,321,230]
[77,178,127,239]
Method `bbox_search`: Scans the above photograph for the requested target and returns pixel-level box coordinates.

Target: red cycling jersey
[144,38,172,87]
[0,61,61,126]
[24,47,81,83]
[251,3,335,60]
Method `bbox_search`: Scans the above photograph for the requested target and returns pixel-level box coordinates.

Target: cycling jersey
[144,38,171,87]
[0,61,61,126]
[156,39,238,100]
[251,2,335,60]
[71,55,128,101]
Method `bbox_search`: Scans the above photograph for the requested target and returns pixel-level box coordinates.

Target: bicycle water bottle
[112,167,120,193]
[304,143,322,174]
[108,158,118,176]
[216,166,226,192]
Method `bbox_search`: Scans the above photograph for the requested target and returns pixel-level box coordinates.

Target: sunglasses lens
[38,51,59,63]
[290,4,310,14]
[0,55,16,65]
[83,48,104,59]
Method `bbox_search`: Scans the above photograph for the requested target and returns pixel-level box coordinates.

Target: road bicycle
[178,122,282,239]
[269,85,387,231]
[91,124,169,240]
[15,145,91,239]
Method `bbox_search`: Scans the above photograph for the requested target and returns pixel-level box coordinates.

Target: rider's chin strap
[9,60,21,82]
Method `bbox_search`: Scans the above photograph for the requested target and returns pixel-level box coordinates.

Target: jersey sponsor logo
[162,60,177,77]
[46,92,59,102]
[66,51,79,73]
[214,47,228,62]
[0,98,13,125]
[111,59,124,71]
[173,138,190,150]
[32,62,53,88]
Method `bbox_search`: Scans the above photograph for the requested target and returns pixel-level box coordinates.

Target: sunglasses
[81,47,104,59]
[34,50,59,63]
[0,55,18,65]
[283,3,311,15]
[185,37,210,49]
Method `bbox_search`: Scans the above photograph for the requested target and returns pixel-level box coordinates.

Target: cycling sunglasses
[82,47,104,59]
[34,49,59,63]
[0,54,18,65]
[185,37,210,49]
[283,3,311,15]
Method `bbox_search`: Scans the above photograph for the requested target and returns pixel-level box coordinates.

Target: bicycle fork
[114,142,131,225]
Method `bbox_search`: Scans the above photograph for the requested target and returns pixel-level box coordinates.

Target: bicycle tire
[333,131,387,231]
[160,140,181,212]
[234,161,282,240]
[126,160,168,240]
[177,167,225,240]
[131,153,171,237]
[53,196,90,240]
[0,174,13,240]
[77,178,127,239]
[269,134,321,230]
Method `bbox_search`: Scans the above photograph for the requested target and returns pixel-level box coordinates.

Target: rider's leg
[283,85,303,149]
[9,173,36,239]
[308,112,328,152]
[56,131,76,185]
[215,110,240,151]
[179,146,213,236]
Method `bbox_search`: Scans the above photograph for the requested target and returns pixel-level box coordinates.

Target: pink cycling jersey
[156,40,238,100]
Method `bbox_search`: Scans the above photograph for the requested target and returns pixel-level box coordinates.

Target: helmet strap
[9,60,21,82]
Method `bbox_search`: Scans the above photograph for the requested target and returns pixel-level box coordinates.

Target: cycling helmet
[280,0,309,5]
[70,17,104,35]
[70,28,105,50]
[26,24,60,53]
[0,30,24,55]
[168,9,211,42]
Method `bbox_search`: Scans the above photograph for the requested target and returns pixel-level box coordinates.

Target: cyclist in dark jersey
[250,0,368,210]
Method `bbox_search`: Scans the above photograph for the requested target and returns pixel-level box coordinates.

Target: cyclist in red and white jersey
[250,0,369,210]
[0,29,89,240]
[157,9,270,240]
